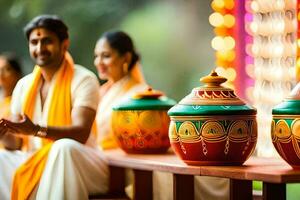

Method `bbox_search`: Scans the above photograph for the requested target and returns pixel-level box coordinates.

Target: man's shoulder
[71,64,99,90]
[12,73,35,101]
[16,73,34,86]
[73,64,97,79]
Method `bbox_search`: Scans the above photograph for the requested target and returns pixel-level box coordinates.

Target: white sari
[96,64,147,149]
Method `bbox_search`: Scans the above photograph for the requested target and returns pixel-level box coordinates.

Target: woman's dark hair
[24,15,68,42]
[101,31,139,71]
[0,52,22,76]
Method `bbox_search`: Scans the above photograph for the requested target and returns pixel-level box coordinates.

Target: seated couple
[0,14,229,200]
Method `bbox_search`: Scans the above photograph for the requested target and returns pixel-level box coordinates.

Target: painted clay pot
[272,83,300,167]
[168,71,257,165]
[112,87,176,154]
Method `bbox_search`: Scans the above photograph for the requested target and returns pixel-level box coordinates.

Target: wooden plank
[173,174,194,200]
[263,182,286,200]
[230,179,252,200]
[89,195,129,200]
[105,149,201,175]
[104,149,300,184]
[109,166,126,195]
[133,169,153,200]
[199,159,300,183]
[89,166,128,200]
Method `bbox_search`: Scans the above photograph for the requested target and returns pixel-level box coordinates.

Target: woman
[0,53,22,121]
[94,31,147,150]
[0,52,25,200]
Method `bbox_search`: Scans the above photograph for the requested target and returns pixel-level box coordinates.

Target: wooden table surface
[104,148,300,184]
[104,149,200,175]
[103,149,300,200]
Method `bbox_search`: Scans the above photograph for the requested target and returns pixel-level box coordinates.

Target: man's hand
[0,115,39,136]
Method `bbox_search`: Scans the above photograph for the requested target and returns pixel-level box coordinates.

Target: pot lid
[132,87,164,99]
[168,70,256,116]
[113,86,176,110]
[273,83,300,115]
[180,70,244,105]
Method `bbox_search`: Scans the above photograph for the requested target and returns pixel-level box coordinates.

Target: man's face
[28,28,65,68]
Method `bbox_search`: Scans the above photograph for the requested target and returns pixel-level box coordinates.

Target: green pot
[272,83,300,167]
[168,71,257,166]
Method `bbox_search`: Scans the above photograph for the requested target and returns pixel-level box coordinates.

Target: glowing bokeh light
[224,0,234,10]
[209,12,224,27]
[223,36,235,50]
[223,14,235,28]
[211,36,224,50]
[213,0,225,9]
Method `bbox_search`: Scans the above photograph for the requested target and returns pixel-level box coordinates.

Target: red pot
[168,71,257,165]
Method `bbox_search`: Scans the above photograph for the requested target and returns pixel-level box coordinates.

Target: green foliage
[120,1,214,100]
[254,181,300,200]
[253,180,262,191]
[287,184,300,200]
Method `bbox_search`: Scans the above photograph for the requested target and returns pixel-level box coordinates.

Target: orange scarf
[0,96,11,149]
[11,52,74,200]
[0,96,11,119]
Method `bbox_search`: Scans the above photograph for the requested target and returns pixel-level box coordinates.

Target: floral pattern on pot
[112,86,176,154]
[272,116,300,167]
[168,71,257,165]
[272,82,300,168]
[112,110,171,154]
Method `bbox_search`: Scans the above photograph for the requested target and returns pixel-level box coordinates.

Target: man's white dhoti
[0,150,27,200]
[34,139,109,200]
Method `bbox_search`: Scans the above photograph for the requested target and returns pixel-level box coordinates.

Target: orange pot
[112,87,176,154]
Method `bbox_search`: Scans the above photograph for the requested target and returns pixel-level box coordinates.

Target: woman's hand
[0,114,39,136]
[0,120,8,139]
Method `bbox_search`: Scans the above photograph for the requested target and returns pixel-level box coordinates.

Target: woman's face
[0,57,20,91]
[94,38,126,81]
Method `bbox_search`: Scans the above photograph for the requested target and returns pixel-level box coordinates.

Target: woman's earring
[123,63,129,74]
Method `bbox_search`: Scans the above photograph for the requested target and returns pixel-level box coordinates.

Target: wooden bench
[90,149,300,200]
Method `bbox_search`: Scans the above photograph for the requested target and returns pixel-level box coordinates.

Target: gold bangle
[35,125,48,138]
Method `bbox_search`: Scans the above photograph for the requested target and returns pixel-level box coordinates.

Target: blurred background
[0,0,214,101]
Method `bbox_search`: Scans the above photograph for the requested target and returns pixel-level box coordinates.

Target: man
[0,15,108,200]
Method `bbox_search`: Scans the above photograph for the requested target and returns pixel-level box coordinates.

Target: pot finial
[200,70,227,87]
[133,85,164,99]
